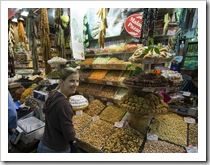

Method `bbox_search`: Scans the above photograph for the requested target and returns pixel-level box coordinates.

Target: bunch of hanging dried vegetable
[26,9,39,73]
[39,8,51,75]
[54,8,65,58]
[97,8,108,49]
[18,20,27,50]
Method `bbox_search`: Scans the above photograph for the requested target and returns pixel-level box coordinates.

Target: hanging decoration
[8,22,16,57]
[26,9,39,74]
[54,8,70,59]
[97,8,108,49]
[39,8,51,75]
[139,8,158,46]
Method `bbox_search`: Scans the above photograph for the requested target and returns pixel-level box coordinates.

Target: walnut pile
[99,105,126,123]
[102,127,144,153]
[78,120,114,150]
[118,91,168,115]
[150,113,187,146]
[73,113,92,136]
[189,123,198,146]
[84,99,105,116]
[143,140,186,153]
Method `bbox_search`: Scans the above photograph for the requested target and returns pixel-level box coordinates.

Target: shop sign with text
[124,13,143,38]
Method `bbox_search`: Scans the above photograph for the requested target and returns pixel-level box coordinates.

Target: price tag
[183,91,191,97]
[80,78,85,81]
[142,59,154,64]
[186,146,198,153]
[184,117,196,124]
[106,81,113,85]
[114,121,124,128]
[147,133,158,141]
[106,102,114,106]
[76,110,83,116]
[92,116,100,121]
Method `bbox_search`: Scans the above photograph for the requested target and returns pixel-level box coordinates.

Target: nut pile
[118,91,169,115]
[99,86,118,99]
[150,113,187,146]
[189,123,198,146]
[73,113,92,135]
[143,140,186,153]
[79,69,93,79]
[102,127,144,153]
[106,57,123,64]
[99,105,126,123]
[123,73,169,87]
[88,70,108,80]
[81,57,95,65]
[84,99,105,116]
[77,83,89,94]
[104,70,121,81]
[78,120,114,150]
[85,84,102,96]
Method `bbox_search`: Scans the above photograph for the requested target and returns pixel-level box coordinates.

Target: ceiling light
[11,17,18,23]
[20,9,29,17]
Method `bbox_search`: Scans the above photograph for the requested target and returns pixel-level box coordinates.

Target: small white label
[106,81,113,85]
[76,110,83,116]
[114,121,124,128]
[81,78,85,81]
[186,146,198,153]
[183,91,191,97]
[184,117,196,124]
[106,102,114,106]
[147,133,158,141]
[92,116,100,121]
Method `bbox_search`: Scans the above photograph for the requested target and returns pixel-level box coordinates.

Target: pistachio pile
[150,113,187,146]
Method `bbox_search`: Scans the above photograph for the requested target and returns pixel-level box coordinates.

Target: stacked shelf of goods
[72,90,197,153]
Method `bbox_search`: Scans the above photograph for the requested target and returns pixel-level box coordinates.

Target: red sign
[124,13,143,38]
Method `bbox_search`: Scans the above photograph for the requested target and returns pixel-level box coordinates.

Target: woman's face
[61,73,79,96]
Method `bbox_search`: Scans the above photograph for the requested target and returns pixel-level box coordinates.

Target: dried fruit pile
[84,99,105,116]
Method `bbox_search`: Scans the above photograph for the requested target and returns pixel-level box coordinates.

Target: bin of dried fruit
[103,70,122,84]
[84,84,103,96]
[88,70,108,80]
[92,57,110,64]
[188,123,198,147]
[99,86,118,99]
[76,83,89,94]
[81,57,95,65]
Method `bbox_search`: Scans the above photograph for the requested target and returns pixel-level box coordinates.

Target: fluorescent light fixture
[11,17,18,23]
[21,8,29,17]
[21,11,29,17]
[18,17,24,21]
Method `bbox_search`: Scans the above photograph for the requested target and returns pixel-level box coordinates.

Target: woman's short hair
[59,67,79,81]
